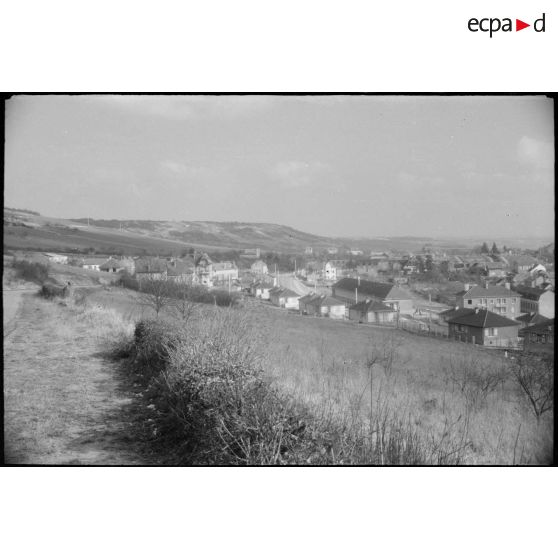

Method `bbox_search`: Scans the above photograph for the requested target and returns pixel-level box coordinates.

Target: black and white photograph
[3,94,554,466]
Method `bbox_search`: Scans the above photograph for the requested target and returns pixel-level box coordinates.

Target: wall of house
[386,298,413,314]
[449,324,519,346]
[284,297,299,310]
[539,291,555,318]
[458,295,519,319]
[328,305,346,319]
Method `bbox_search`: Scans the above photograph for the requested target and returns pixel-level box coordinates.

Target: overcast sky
[4,95,554,239]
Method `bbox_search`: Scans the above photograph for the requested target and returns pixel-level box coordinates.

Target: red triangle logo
[516,19,530,31]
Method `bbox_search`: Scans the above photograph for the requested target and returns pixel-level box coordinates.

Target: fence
[398,319,449,339]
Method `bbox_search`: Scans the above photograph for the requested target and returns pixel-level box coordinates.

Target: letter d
[534,13,545,32]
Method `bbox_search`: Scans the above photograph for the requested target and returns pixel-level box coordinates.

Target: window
[487,328,498,336]
[501,307,507,314]
[467,299,472,305]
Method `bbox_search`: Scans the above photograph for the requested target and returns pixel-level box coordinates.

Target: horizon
[5,95,554,239]
[4,206,554,247]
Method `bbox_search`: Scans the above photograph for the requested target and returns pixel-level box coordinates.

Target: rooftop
[446,308,519,329]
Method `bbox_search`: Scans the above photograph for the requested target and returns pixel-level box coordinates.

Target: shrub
[117,270,140,291]
[12,259,50,284]
[118,310,468,465]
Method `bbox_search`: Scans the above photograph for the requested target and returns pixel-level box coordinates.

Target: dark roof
[166,260,194,276]
[299,293,319,304]
[333,278,410,300]
[447,309,519,328]
[514,285,550,301]
[350,300,394,313]
[439,307,473,321]
[519,318,554,335]
[279,289,299,298]
[307,295,345,308]
[515,313,548,325]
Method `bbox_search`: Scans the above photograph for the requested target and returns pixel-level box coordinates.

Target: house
[513,285,555,318]
[332,278,414,314]
[324,261,339,281]
[44,253,68,265]
[519,319,554,355]
[99,257,129,273]
[166,258,195,283]
[447,308,520,347]
[514,312,549,329]
[134,258,167,281]
[455,284,519,319]
[300,294,346,319]
[81,257,107,271]
[194,253,214,286]
[483,262,507,278]
[305,247,313,255]
[349,249,363,256]
[269,287,299,309]
[439,307,475,324]
[212,261,239,285]
[250,260,269,276]
[511,255,539,273]
[348,299,396,324]
[250,279,275,299]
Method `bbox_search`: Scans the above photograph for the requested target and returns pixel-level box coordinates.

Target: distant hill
[71,218,333,251]
[6,209,550,256]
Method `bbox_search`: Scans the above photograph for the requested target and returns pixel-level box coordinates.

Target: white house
[250,260,269,276]
[82,257,107,271]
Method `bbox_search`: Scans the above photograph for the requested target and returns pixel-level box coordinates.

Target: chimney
[357,276,361,286]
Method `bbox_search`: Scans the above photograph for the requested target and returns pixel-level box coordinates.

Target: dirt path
[3,294,151,465]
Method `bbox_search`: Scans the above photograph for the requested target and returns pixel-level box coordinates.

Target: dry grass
[3,292,150,464]
[252,304,553,464]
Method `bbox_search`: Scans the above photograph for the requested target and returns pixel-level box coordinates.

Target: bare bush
[137,278,172,316]
[441,354,505,409]
[511,353,553,424]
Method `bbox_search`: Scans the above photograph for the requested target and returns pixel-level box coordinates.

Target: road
[276,273,313,296]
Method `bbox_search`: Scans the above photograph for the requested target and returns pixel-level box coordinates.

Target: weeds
[12,259,50,284]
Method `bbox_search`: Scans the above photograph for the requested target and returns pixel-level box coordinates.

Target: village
[37,239,555,355]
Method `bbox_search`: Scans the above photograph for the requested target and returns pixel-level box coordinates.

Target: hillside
[5,208,552,256]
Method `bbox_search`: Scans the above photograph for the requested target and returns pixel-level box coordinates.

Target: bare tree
[169,280,198,323]
[511,353,554,424]
[138,277,171,317]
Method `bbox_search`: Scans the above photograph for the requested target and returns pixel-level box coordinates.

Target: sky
[4,94,554,239]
